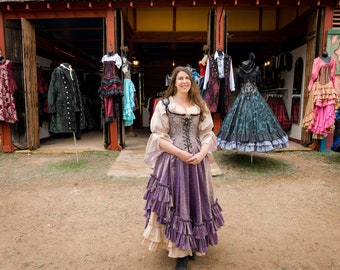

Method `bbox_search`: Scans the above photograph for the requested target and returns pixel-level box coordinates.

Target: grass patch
[214,150,293,181]
[0,151,120,184]
[48,159,89,171]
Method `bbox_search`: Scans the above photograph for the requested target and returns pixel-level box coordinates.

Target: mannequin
[122,55,137,136]
[99,50,123,123]
[216,52,288,152]
[320,50,330,63]
[302,50,337,150]
[48,62,85,139]
[203,49,235,119]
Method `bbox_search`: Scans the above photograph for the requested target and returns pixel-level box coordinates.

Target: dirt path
[0,149,339,270]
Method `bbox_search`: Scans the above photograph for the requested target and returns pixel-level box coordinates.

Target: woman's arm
[159,138,193,162]
[186,139,212,165]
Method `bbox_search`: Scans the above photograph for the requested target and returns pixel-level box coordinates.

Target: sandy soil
[0,148,339,270]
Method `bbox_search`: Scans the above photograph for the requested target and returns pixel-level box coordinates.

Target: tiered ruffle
[142,165,224,257]
[98,61,123,97]
[303,81,337,136]
[216,91,288,152]
[216,130,288,152]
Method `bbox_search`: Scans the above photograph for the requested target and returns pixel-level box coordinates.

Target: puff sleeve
[199,109,217,153]
[144,100,172,168]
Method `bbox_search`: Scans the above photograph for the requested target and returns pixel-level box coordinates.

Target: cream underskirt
[142,212,206,258]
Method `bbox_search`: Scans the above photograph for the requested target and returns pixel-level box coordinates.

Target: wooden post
[106,8,122,151]
[323,6,333,50]
[213,113,221,135]
[301,10,318,146]
[0,123,15,152]
[0,12,15,153]
[212,4,226,133]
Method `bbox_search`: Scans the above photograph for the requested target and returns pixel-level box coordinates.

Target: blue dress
[216,59,288,152]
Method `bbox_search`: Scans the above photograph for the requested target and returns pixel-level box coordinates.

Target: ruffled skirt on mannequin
[216,91,288,152]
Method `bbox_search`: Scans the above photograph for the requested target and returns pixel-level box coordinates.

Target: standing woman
[142,66,224,270]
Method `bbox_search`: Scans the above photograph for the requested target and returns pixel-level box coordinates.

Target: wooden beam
[0,0,338,15]
[106,9,122,151]
[132,31,207,43]
[323,6,334,49]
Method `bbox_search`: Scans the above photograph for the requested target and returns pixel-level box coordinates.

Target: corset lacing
[182,117,193,152]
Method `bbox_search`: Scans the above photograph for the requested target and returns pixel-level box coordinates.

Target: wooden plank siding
[21,18,40,150]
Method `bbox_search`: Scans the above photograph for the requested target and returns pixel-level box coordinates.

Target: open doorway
[6,17,108,150]
[7,15,207,150]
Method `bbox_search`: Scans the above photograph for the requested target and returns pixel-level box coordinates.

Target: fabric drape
[0,60,18,123]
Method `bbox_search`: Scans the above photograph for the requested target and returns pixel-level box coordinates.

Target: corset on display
[236,66,262,92]
[99,61,123,96]
[166,108,200,153]
[240,80,258,95]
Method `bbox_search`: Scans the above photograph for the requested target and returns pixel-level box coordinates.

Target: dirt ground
[0,146,339,270]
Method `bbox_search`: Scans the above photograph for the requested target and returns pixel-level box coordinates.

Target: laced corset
[166,107,201,153]
[317,65,331,84]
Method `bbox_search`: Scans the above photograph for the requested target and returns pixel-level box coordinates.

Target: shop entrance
[5,17,110,150]
[4,10,214,151]
[1,3,327,152]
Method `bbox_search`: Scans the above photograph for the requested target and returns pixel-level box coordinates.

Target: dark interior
[31,16,295,98]
[21,10,309,137]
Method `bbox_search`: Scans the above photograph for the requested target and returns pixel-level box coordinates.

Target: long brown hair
[163,66,209,121]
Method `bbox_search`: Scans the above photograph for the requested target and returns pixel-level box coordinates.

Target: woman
[142,66,224,270]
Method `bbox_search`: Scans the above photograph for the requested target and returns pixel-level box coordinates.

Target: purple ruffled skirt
[143,147,224,256]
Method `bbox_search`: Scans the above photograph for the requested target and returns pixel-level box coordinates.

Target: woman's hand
[186,152,205,165]
[176,149,194,163]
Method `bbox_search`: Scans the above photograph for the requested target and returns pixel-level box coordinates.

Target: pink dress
[302,57,338,137]
[0,60,18,123]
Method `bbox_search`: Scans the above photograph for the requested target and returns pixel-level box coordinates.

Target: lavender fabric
[143,106,224,254]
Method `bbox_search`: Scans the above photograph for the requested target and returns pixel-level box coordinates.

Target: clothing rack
[292,94,301,98]
[261,88,287,97]
[37,65,52,71]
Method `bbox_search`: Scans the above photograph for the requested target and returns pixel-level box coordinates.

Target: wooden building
[0,0,339,152]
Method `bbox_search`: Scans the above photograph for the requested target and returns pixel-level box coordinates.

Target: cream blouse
[144,96,217,168]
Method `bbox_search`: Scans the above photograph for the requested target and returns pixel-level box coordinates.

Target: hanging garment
[98,53,123,123]
[142,97,224,257]
[302,57,338,138]
[48,64,85,135]
[203,51,235,119]
[0,60,18,123]
[266,95,291,131]
[123,78,136,127]
[37,68,50,126]
[199,55,208,96]
[291,96,301,124]
[216,55,288,152]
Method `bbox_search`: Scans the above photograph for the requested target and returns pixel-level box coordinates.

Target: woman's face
[175,71,191,94]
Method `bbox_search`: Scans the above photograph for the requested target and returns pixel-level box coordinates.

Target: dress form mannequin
[308,50,329,150]
[320,51,330,62]
[320,50,330,63]
[303,49,337,151]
